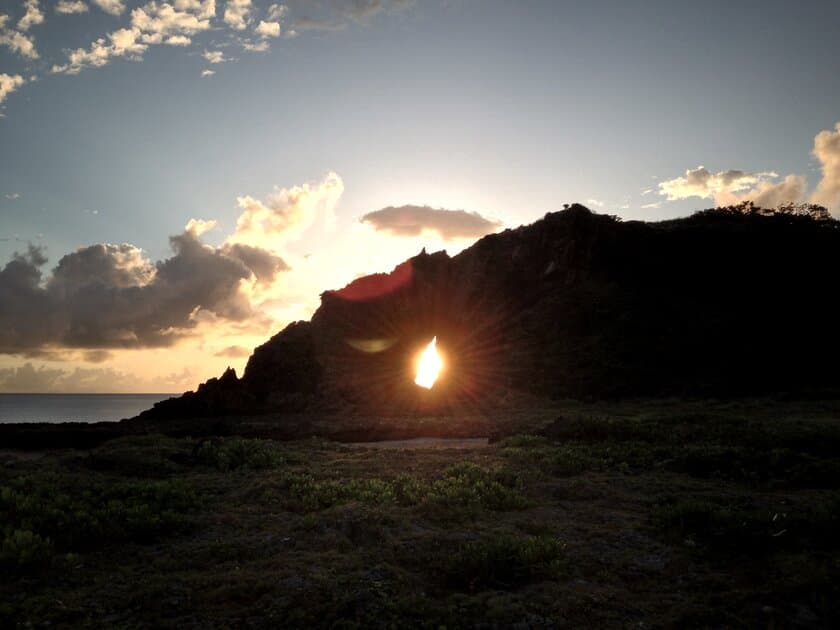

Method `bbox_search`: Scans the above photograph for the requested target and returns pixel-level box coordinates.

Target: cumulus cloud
[0,14,39,59]
[811,122,840,212]
[91,0,125,15]
[360,205,503,240]
[202,49,225,63]
[228,172,344,249]
[255,19,280,37]
[658,167,777,203]
[0,172,347,356]
[0,225,289,354]
[52,0,215,73]
[266,3,287,21]
[200,68,215,76]
[655,122,840,214]
[241,38,268,52]
[224,0,251,29]
[0,73,25,106]
[56,0,89,14]
[18,0,44,31]
[52,27,146,74]
[5,192,21,200]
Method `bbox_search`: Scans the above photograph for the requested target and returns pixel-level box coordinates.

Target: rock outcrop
[136,204,840,421]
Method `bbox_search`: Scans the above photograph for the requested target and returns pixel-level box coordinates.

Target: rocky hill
[136,203,840,421]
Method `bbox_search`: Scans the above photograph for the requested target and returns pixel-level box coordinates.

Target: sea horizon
[0,393,175,424]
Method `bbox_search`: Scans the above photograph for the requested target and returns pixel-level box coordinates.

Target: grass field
[2,399,839,628]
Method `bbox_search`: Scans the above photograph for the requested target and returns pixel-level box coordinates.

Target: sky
[1,0,840,392]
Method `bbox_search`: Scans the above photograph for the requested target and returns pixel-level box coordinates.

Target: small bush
[0,529,53,569]
[443,535,566,590]
[0,476,198,559]
[196,438,285,471]
[272,464,528,515]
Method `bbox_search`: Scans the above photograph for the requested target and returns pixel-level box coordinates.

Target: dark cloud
[0,229,289,354]
[0,362,193,393]
[222,243,290,285]
[360,205,502,240]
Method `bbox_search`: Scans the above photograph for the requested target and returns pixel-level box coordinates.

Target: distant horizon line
[0,392,179,396]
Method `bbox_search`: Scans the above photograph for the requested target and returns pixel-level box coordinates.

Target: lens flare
[414,336,443,389]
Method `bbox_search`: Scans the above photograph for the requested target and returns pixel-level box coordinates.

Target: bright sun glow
[414,336,443,389]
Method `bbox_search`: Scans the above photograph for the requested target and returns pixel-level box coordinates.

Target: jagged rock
[136,204,840,422]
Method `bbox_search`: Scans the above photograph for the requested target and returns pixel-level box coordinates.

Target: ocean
[0,394,174,424]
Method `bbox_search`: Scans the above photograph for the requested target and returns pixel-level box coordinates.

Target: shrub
[443,535,566,590]
[196,438,285,471]
[0,476,198,556]
[0,529,53,569]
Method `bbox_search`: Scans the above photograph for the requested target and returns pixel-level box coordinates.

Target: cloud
[585,198,604,208]
[18,0,45,31]
[0,362,193,393]
[52,0,215,73]
[0,73,25,106]
[241,38,268,52]
[266,3,287,21]
[291,0,410,32]
[658,167,778,202]
[214,345,251,358]
[91,0,125,15]
[360,205,503,240]
[4,192,21,200]
[228,172,344,249]
[200,68,215,77]
[0,226,289,354]
[202,49,225,63]
[0,14,39,59]
[56,0,89,14]
[224,0,251,30]
[255,19,280,37]
[810,122,840,212]
[52,27,146,74]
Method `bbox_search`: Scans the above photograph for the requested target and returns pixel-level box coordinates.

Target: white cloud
[4,192,21,200]
[224,0,251,30]
[658,166,779,202]
[52,0,215,74]
[585,198,604,208]
[203,49,225,63]
[18,0,44,31]
[721,174,805,208]
[255,19,280,38]
[810,122,840,213]
[241,38,268,52]
[229,172,344,250]
[0,73,25,106]
[52,27,147,74]
[201,68,215,76]
[266,3,287,21]
[0,14,39,59]
[56,0,89,14]
[132,1,214,42]
[91,0,125,15]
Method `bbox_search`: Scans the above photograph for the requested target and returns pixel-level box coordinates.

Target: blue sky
[1,0,840,391]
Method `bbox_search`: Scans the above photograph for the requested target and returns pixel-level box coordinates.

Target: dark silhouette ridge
[134,202,840,423]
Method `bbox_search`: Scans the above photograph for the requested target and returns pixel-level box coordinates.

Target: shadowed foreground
[2,399,839,628]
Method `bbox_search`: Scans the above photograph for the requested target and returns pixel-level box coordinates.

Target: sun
[414,336,443,389]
